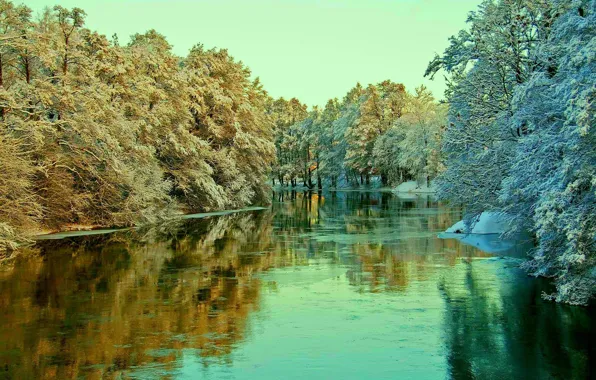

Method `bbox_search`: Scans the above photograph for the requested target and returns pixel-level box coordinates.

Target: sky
[21,0,482,106]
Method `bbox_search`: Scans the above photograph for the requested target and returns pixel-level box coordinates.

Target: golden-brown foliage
[0,1,276,253]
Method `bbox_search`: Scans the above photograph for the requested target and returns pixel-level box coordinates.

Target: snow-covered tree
[268,97,308,186]
[426,0,561,217]
[427,0,594,304]
[396,86,446,187]
[500,0,595,305]
[0,1,278,253]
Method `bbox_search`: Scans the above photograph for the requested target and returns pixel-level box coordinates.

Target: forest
[269,82,445,189]
[0,0,594,305]
[0,1,276,249]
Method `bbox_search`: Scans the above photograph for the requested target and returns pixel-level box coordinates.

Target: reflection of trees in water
[273,190,488,293]
[274,191,595,378]
[438,262,595,379]
[1,192,591,379]
[345,240,486,293]
[0,211,277,379]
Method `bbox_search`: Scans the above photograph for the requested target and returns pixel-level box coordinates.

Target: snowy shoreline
[392,181,436,194]
[438,212,532,256]
[35,207,269,241]
[444,212,509,235]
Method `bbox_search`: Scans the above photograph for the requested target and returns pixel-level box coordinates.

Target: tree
[426,0,594,304]
[268,97,307,186]
[316,98,340,189]
[345,84,384,184]
[396,86,446,187]
[426,0,560,217]
[499,0,595,305]
[0,0,278,252]
[326,83,363,187]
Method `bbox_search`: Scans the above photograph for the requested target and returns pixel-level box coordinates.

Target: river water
[0,191,593,379]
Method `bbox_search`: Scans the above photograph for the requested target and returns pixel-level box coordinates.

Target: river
[0,191,593,379]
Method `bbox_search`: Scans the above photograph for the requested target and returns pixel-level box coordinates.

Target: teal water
[0,192,593,379]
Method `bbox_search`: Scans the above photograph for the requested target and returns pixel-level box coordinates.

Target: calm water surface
[0,192,593,379]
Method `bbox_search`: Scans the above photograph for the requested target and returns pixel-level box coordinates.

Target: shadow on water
[438,260,594,379]
[0,190,592,379]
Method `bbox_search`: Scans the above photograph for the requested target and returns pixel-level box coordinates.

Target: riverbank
[0,206,271,261]
[35,206,269,241]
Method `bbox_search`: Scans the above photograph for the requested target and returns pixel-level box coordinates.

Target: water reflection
[0,191,592,379]
[0,212,275,379]
[439,261,595,379]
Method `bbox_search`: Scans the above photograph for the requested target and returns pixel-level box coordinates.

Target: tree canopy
[426,0,595,305]
[0,0,275,250]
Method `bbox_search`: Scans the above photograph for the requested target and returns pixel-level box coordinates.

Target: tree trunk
[316,156,322,190]
[62,35,70,79]
[365,174,370,185]
[0,54,4,120]
[360,173,364,185]
[25,57,30,84]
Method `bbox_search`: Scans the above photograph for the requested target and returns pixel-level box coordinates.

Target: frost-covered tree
[345,81,406,185]
[273,81,442,189]
[427,0,594,305]
[0,130,41,252]
[372,86,445,186]
[313,99,340,189]
[184,45,276,208]
[372,127,407,185]
[396,86,446,187]
[268,97,308,186]
[0,1,277,253]
[324,83,363,186]
[499,0,595,305]
[345,84,383,183]
[426,0,561,217]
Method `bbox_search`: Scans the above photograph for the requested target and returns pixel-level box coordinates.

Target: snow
[36,207,269,240]
[182,206,268,219]
[445,212,508,234]
[439,212,531,256]
[36,228,127,240]
[393,181,436,194]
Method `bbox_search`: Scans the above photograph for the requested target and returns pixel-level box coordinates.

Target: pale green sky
[21,0,481,106]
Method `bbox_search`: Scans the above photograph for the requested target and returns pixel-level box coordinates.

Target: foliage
[273,81,445,188]
[500,0,595,305]
[0,1,276,252]
[427,0,594,304]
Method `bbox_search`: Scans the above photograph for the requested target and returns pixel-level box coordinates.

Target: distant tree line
[269,82,446,189]
[0,1,276,250]
[427,0,595,305]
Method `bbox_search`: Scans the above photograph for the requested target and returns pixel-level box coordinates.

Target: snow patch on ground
[440,212,534,257]
[445,212,509,235]
[37,207,269,240]
[393,181,436,194]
